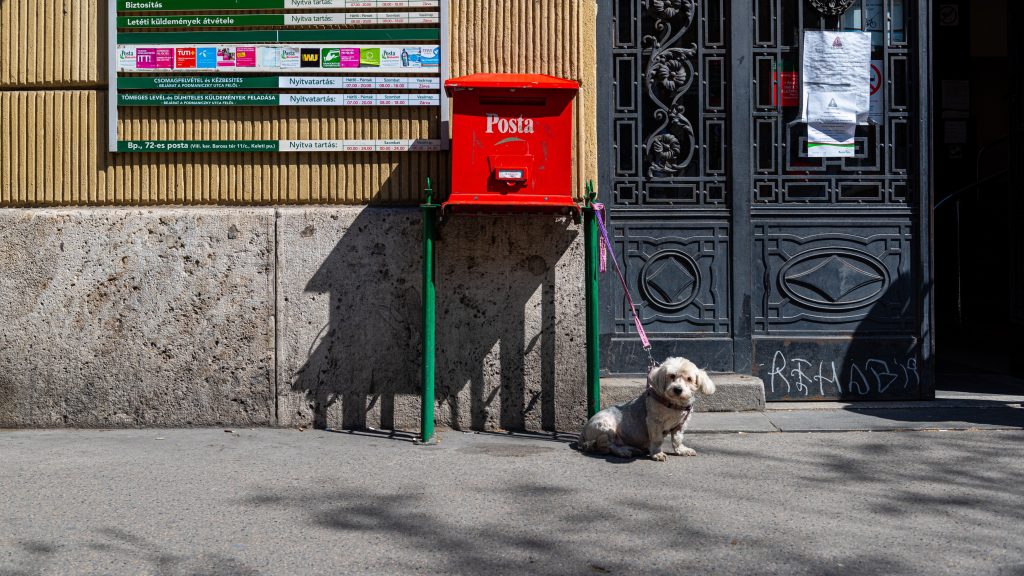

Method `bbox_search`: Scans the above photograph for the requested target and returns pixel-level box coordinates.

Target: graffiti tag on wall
[767,350,920,397]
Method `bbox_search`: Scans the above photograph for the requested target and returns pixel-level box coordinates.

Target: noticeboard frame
[107,0,451,153]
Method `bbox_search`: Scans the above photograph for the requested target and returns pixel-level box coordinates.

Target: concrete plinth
[0,207,586,432]
[599,374,767,413]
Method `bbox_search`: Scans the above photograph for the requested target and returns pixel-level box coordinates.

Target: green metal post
[584,182,601,418]
[421,179,438,443]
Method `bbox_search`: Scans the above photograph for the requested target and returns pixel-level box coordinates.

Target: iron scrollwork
[807,0,856,16]
[642,0,697,177]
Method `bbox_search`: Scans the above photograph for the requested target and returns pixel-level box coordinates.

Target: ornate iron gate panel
[600,0,735,374]
[598,0,932,399]
[749,0,926,400]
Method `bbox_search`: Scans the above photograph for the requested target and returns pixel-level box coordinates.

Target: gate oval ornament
[808,0,856,16]
[778,249,890,312]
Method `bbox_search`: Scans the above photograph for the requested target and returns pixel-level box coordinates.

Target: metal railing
[934,137,1012,326]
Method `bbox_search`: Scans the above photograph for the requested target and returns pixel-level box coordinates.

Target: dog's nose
[670,385,683,395]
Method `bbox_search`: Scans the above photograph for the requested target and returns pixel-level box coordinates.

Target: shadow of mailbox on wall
[284,207,583,432]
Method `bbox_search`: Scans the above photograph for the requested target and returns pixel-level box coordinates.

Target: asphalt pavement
[2,425,1023,576]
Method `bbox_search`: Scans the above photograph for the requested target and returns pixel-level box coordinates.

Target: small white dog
[579,357,716,461]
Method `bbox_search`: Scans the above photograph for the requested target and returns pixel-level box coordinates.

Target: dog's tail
[578,434,642,457]
[577,428,606,453]
[577,428,593,452]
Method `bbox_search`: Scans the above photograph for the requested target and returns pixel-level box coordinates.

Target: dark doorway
[932,0,1024,392]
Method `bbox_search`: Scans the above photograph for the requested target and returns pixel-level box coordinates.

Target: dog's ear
[648,363,665,390]
[696,369,716,395]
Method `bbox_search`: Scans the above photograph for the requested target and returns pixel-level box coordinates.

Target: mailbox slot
[478,97,547,107]
[490,155,531,186]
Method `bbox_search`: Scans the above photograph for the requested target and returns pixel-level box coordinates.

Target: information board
[109,0,449,153]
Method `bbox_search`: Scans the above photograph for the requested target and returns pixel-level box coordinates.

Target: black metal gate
[597,0,932,400]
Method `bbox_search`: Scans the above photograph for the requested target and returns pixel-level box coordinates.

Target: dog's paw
[674,446,697,457]
[651,452,668,462]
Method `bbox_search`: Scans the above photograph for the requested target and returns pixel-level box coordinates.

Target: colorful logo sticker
[118,47,136,70]
[280,47,300,68]
[420,47,440,68]
[217,47,236,67]
[155,48,174,69]
[196,47,217,69]
[339,48,359,68]
[359,48,380,68]
[236,46,256,68]
[175,47,196,69]
[300,48,320,68]
[258,46,279,68]
[321,48,341,69]
[380,47,402,68]
[136,48,158,69]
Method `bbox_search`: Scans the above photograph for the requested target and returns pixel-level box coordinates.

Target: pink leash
[592,203,653,360]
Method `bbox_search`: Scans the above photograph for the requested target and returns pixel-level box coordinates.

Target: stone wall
[0,207,585,431]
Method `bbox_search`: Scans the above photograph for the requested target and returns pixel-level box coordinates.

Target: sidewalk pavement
[2,425,1023,576]
[688,390,1024,434]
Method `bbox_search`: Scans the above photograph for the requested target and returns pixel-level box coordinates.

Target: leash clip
[645,347,658,372]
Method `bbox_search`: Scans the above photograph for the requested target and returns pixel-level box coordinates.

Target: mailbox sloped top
[445,74,579,95]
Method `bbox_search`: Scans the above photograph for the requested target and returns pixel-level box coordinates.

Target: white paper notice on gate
[807,122,856,157]
[806,91,858,124]
[801,31,872,125]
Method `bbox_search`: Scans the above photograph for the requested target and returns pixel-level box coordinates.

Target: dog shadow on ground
[286,206,582,434]
[573,450,659,465]
[569,440,701,464]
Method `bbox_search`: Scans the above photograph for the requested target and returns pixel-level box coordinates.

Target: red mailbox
[443,73,580,212]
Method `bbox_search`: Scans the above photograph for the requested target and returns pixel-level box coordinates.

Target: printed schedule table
[110,0,449,153]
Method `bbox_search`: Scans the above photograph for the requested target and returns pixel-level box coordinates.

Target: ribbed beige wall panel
[0,0,597,206]
[0,91,449,205]
[0,0,103,87]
